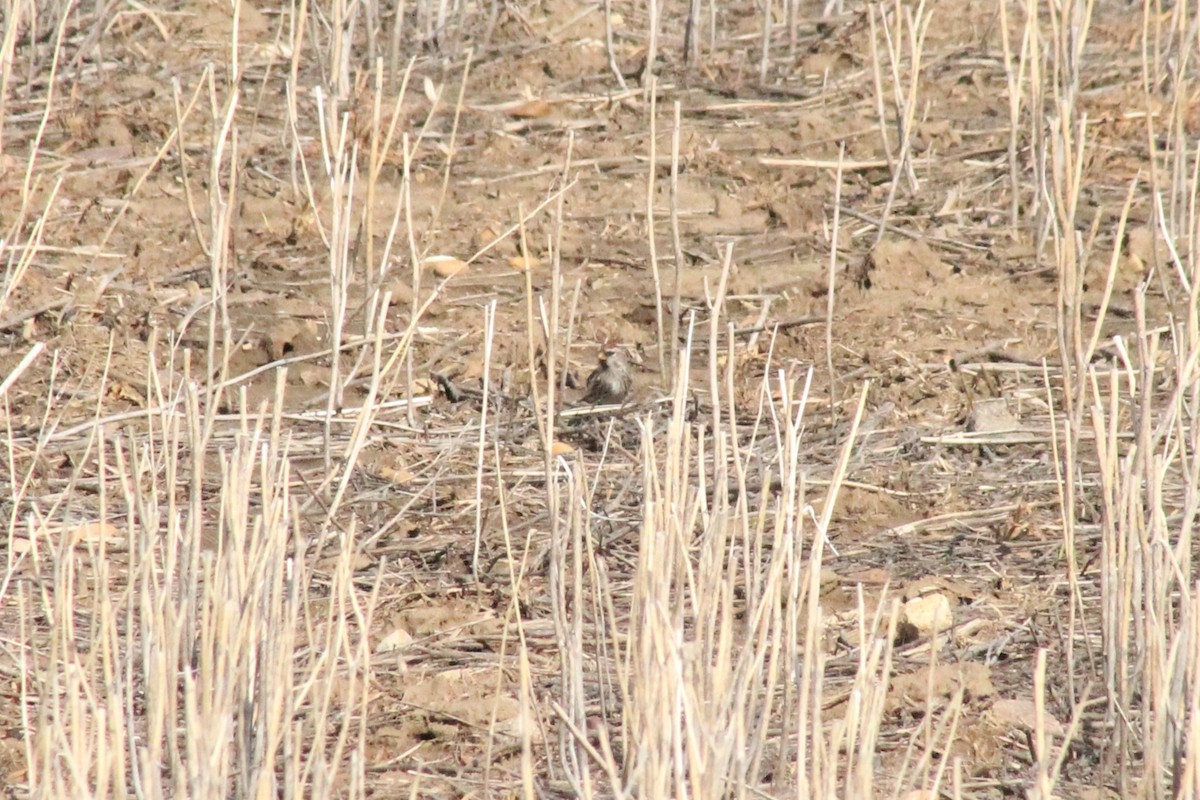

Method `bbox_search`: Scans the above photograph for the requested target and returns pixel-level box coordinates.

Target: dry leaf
[377,628,414,653]
[425,255,468,277]
[70,521,124,545]
[379,466,415,484]
[508,255,540,271]
[475,225,500,249]
[462,359,485,380]
[843,567,891,584]
[375,726,406,739]
[107,381,143,405]
[317,553,374,572]
[508,98,552,119]
[9,538,35,555]
[818,568,843,590]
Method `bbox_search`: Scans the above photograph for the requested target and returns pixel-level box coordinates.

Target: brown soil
[0,0,1176,797]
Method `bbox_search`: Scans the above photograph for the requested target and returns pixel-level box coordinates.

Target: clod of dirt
[401,668,532,741]
[889,662,995,711]
[988,698,1064,737]
[1125,225,1169,266]
[903,592,953,633]
[92,115,135,154]
[966,398,1022,435]
[264,318,306,361]
[424,255,469,278]
[868,238,952,291]
[376,628,414,654]
[387,279,416,305]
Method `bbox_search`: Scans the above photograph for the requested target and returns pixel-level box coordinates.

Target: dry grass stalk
[997,0,1034,231]
[667,101,686,383]
[1034,0,1200,794]
[645,78,666,379]
[15,360,375,799]
[825,146,845,423]
[870,0,931,248]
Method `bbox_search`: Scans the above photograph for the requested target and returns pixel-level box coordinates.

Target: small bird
[582,346,632,405]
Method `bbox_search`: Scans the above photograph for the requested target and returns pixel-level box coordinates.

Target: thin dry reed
[4,0,1200,798]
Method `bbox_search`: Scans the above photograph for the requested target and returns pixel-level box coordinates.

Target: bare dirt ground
[1,0,1191,797]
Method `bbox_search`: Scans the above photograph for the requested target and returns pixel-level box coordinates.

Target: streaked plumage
[582,347,631,405]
